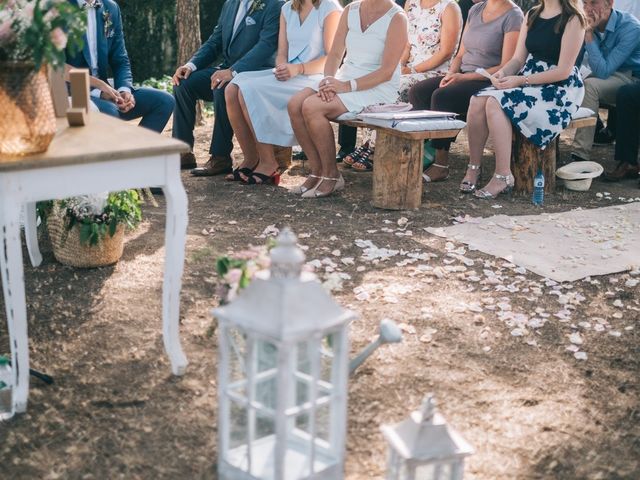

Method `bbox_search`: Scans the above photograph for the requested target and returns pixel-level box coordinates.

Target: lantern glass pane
[229,399,249,453]
[226,327,247,399]
[319,333,336,384]
[414,462,451,480]
[255,340,278,412]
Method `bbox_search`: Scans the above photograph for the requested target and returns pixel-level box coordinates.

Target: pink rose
[224,268,243,285]
[50,27,67,50]
[0,18,13,42]
[21,1,35,22]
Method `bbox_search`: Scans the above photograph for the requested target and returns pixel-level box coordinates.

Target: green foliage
[0,0,86,69]
[50,190,142,247]
[138,75,174,94]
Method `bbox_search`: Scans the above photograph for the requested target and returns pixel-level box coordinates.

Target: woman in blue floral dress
[462,0,586,198]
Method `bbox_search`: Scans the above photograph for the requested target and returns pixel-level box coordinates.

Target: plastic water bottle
[0,356,14,420]
[532,169,545,206]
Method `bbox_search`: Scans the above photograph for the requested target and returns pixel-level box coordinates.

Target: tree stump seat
[334,119,463,210]
[511,116,597,194]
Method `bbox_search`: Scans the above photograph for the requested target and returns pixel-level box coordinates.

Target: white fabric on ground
[427,203,640,282]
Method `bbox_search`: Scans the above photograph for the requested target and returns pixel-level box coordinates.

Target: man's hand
[172,65,193,86]
[211,69,233,89]
[274,63,301,82]
[118,90,135,113]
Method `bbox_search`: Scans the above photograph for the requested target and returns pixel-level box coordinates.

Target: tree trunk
[511,130,557,194]
[177,0,203,125]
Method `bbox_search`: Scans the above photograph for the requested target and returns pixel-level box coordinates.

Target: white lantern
[214,228,355,480]
[381,395,473,480]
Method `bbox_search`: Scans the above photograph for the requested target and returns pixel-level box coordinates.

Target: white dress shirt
[186,0,250,73]
[77,0,131,98]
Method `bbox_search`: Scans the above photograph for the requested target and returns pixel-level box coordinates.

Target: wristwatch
[230,68,237,78]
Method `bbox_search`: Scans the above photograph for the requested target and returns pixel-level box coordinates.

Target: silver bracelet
[350,79,357,92]
[410,65,417,74]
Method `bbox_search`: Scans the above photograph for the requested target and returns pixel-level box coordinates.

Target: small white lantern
[214,228,355,480]
[381,395,473,480]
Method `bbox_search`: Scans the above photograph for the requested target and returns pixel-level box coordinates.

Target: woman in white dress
[287,0,408,197]
[224,0,342,184]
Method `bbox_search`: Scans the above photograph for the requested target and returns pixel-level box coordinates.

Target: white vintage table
[0,113,190,413]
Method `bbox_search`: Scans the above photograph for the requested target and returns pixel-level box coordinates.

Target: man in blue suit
[66,0,175,133]
[172,0,282,175]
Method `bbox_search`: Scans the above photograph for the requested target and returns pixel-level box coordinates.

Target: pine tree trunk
[177,0,203,125]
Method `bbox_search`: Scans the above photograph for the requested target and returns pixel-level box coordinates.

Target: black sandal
[351,147,374,172]
[242,171,281,185]
[225,167,254,182]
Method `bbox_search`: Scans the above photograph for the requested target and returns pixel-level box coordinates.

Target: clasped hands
[317,76,349,102]
[97,83,135,112]
[490,71,526,90]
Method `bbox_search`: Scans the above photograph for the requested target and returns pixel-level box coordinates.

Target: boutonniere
[248,0,266,15]
[102,10,114,38]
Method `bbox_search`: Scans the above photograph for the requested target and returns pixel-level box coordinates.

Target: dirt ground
[0,117,638,480]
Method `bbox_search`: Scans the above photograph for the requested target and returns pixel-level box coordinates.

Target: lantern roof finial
[270,227,305,279]
[419,394,436,424]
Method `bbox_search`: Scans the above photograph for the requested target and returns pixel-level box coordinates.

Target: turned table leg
[372,130,423,210]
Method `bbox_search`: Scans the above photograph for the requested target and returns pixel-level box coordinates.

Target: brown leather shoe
[181,152,197,170]
[602,161,639,182]
[191,155,233,177]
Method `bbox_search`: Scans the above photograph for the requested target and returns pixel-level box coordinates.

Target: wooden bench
[335,119,463,210]
[512,115,597,194]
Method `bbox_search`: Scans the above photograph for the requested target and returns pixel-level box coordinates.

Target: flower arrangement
[0,0,86,69]
[40,190,142,246]
[215,244,273,303]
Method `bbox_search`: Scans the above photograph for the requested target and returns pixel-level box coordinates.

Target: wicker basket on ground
[47,205,125,268]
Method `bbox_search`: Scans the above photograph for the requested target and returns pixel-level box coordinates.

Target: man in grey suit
[172,0,282,175]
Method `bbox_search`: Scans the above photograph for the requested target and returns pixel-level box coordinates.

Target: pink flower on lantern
[20,1,36,23]
[0,18,13,42]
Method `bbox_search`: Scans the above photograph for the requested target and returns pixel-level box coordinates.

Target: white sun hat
[556,161,604,191]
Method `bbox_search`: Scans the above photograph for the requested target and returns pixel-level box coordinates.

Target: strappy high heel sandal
[242,171,281,186]
[344,141,370,167]
[301,175,345,198]
[225,166,255,182]
[351,146,374,172]
[422,163,449,183]
[459,164,482,193]
[291,174,322,194]
[474,173,514,199]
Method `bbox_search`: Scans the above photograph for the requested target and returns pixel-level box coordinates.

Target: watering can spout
[349,319,403,375]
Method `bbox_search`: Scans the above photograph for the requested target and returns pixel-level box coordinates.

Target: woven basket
[47,206,125,268]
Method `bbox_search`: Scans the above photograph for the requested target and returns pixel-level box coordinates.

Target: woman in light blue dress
[224,0,342,184]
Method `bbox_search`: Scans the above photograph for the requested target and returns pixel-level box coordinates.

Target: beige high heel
[301,175,345,198]
[474,173,514,199]
[291,174,321,194]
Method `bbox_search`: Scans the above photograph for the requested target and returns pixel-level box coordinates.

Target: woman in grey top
[408,0,523,184]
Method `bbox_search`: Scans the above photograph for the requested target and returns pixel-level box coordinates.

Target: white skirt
[232,70,322,147]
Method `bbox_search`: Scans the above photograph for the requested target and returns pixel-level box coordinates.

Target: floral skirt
[476,55,585,149]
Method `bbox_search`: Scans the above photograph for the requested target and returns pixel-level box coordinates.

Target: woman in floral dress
[399,0,463,102]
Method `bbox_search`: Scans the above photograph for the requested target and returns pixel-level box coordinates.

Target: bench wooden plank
[567,116,597,130]
[334,118,462,209]
[337,119,460,141]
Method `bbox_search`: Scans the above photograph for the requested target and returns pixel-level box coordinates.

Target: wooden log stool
[511,116,598,194]
[338,119,462,210]
[274,146,292,171]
